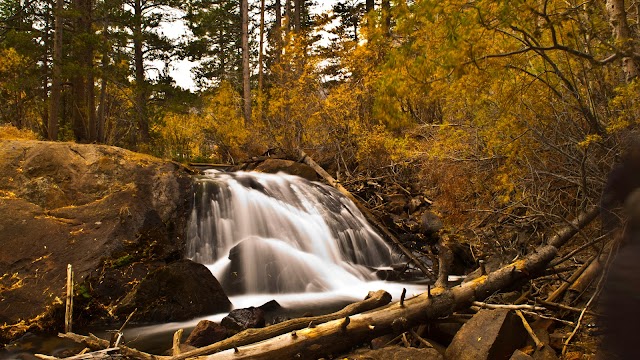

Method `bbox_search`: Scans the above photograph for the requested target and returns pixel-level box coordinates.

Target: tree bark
[48,0,64,141]
[241,0,251,126]
[606,0,639,82]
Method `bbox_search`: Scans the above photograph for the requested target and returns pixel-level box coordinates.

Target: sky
[157,1,339,90]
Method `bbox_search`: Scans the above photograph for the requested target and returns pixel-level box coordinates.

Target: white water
[126,171,430,348]
[187,170,414,297]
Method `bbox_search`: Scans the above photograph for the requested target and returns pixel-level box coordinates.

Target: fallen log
[61,290,393,360]
[168,290,392,360]
[297,149,435,279]
[194,208,600,360]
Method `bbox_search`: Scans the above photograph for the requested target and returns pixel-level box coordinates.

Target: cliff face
[0,140,194,344]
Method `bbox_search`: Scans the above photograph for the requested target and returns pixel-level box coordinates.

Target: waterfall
[187,170,401,295]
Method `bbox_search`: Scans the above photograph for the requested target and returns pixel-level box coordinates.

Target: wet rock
[444,309,527,360]
[185,320,228,348]
[420,211,444,235]
[254,159,317,181]
[258,300,282,312]
[115,260,232,322]
[345,346,443,360]
[385,194,408,214]
[221,307,266,334]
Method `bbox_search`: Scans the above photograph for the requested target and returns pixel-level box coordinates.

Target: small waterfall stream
[187,170,403,295]
[125,170,428,346]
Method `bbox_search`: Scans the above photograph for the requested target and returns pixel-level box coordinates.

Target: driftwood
[297,149,435,279]
[188,208,600,360]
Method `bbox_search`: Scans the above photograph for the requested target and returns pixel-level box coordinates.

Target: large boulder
[114,259,231,322]
[0,140,193,344]
[444,309,527,360]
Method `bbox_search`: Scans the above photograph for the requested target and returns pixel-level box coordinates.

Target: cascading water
[124,170,429,345]
[187,170,403,296]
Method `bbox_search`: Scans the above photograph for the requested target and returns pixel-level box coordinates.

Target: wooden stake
[172,329,183,356]
[65,264,73,333]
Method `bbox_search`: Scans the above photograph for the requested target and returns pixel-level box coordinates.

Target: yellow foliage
[0,124,39,140]
[155,81,249,162]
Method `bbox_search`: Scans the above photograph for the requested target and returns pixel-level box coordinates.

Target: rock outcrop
[0,140,196,344]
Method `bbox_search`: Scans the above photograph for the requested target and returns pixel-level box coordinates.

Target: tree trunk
[257,0,265,121]
[70,0,94,142]
[285,0,291,33]
[134,0,149,145]
[258,0,265,95]
[293,0,301,32]
[169,290,392,360]
[48,0,64,141]
[382,0,391,35]
[606,0,639,82]
[241,0,251,126]
[274,0,282,63]
[366,0,374,12]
